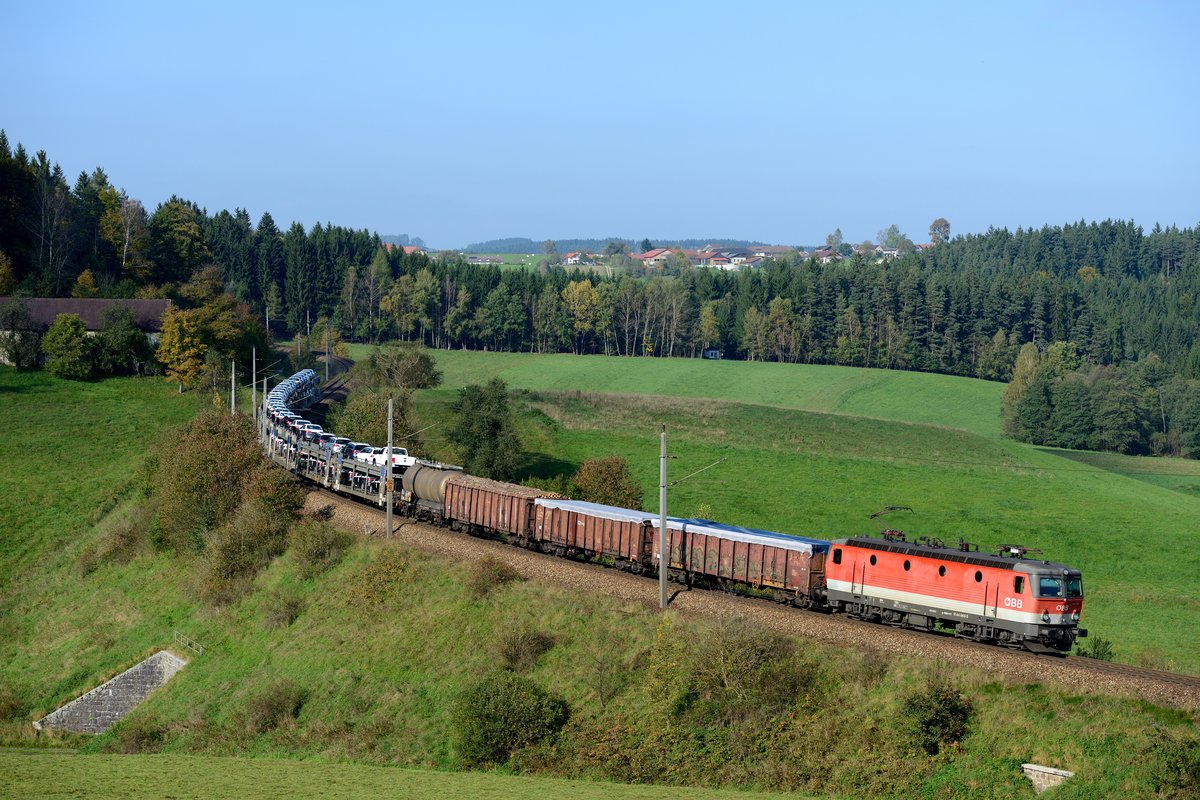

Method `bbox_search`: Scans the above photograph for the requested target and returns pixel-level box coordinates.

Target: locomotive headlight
[1041,611,1051,623]
[1071,611,1080,622]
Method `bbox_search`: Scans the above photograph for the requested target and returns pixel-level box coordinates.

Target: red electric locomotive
[824,534,1086,653]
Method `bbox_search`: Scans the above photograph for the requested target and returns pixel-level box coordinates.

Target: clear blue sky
[3,1,1197,249]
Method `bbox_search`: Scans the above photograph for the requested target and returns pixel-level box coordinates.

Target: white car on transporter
[354,446,416,471]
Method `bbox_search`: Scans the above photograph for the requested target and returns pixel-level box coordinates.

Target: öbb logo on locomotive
[263,369,1087,655]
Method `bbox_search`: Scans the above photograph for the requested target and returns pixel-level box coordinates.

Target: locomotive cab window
[1064,577,1083,597]
[1038,577,1063,597]
[1014,576,1024,594]
[832,548,842,565]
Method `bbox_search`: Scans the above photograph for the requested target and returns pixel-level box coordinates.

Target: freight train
[261,369,1087,655]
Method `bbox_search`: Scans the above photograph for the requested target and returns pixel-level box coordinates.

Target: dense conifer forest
[2,131,1198,455]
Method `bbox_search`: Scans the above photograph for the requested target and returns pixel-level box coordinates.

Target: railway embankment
[305,489,1200,712]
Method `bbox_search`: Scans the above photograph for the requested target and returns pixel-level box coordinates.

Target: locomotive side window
[903,560,911,571]
[1014,576,1024,594]
[938,566,946,577]
[974,570,982,583]
[832,548,842,565]
[869,554,877,566]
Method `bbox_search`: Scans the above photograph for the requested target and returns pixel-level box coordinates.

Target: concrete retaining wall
[1022,763,1074,794]
[33,651,187,734]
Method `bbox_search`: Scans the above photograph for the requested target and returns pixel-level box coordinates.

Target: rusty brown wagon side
[654,517,829,604]
[532,498,654,566]
[444,474,547,538]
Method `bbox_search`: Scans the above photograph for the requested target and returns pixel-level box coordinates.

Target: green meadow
[0,752,803,800]
[347,347,1006,437]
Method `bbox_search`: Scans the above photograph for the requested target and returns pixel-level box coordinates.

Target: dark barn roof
[0,298,170,332]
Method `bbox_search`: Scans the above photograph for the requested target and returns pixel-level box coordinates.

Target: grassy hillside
[0,370,205,586]
[0,368,1197,799]
[345,348,1006,438]
[0,369,205,743]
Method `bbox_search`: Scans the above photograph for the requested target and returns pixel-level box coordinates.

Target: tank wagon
[259,368,1088,655]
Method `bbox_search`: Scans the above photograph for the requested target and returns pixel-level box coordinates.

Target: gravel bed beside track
[306,490,1200,711]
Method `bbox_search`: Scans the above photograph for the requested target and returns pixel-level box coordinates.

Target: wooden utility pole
[230,359,236,416]
[659,425,667,610]
[385,397,394,538]
[251,347,257,425]
[262,376,268,443]
[325,327,330,383]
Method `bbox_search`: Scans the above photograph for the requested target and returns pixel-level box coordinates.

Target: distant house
[0,297,170,365]
[702,347,724,360]
[633,248,673,269]
[383,243,426,256]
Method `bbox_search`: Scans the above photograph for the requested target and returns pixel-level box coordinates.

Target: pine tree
[255,212,285,306]
[283,222,314,333]
[1014,368,1054,443]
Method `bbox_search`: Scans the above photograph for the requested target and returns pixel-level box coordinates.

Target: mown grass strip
[0,752,809,800]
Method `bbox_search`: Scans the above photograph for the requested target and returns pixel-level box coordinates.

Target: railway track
[307,487,1200,711]
[291,355,354,425]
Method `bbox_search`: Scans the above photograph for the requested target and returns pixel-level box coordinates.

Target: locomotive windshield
[1037,577,1063,597]
[1036,575,1084,598]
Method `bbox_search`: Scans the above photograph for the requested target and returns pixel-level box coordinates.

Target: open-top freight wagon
[655,517,829,606]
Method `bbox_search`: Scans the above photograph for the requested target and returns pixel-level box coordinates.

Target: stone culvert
[34,651,188,734]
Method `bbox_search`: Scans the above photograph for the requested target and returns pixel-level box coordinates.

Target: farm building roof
[0,297,170,332]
